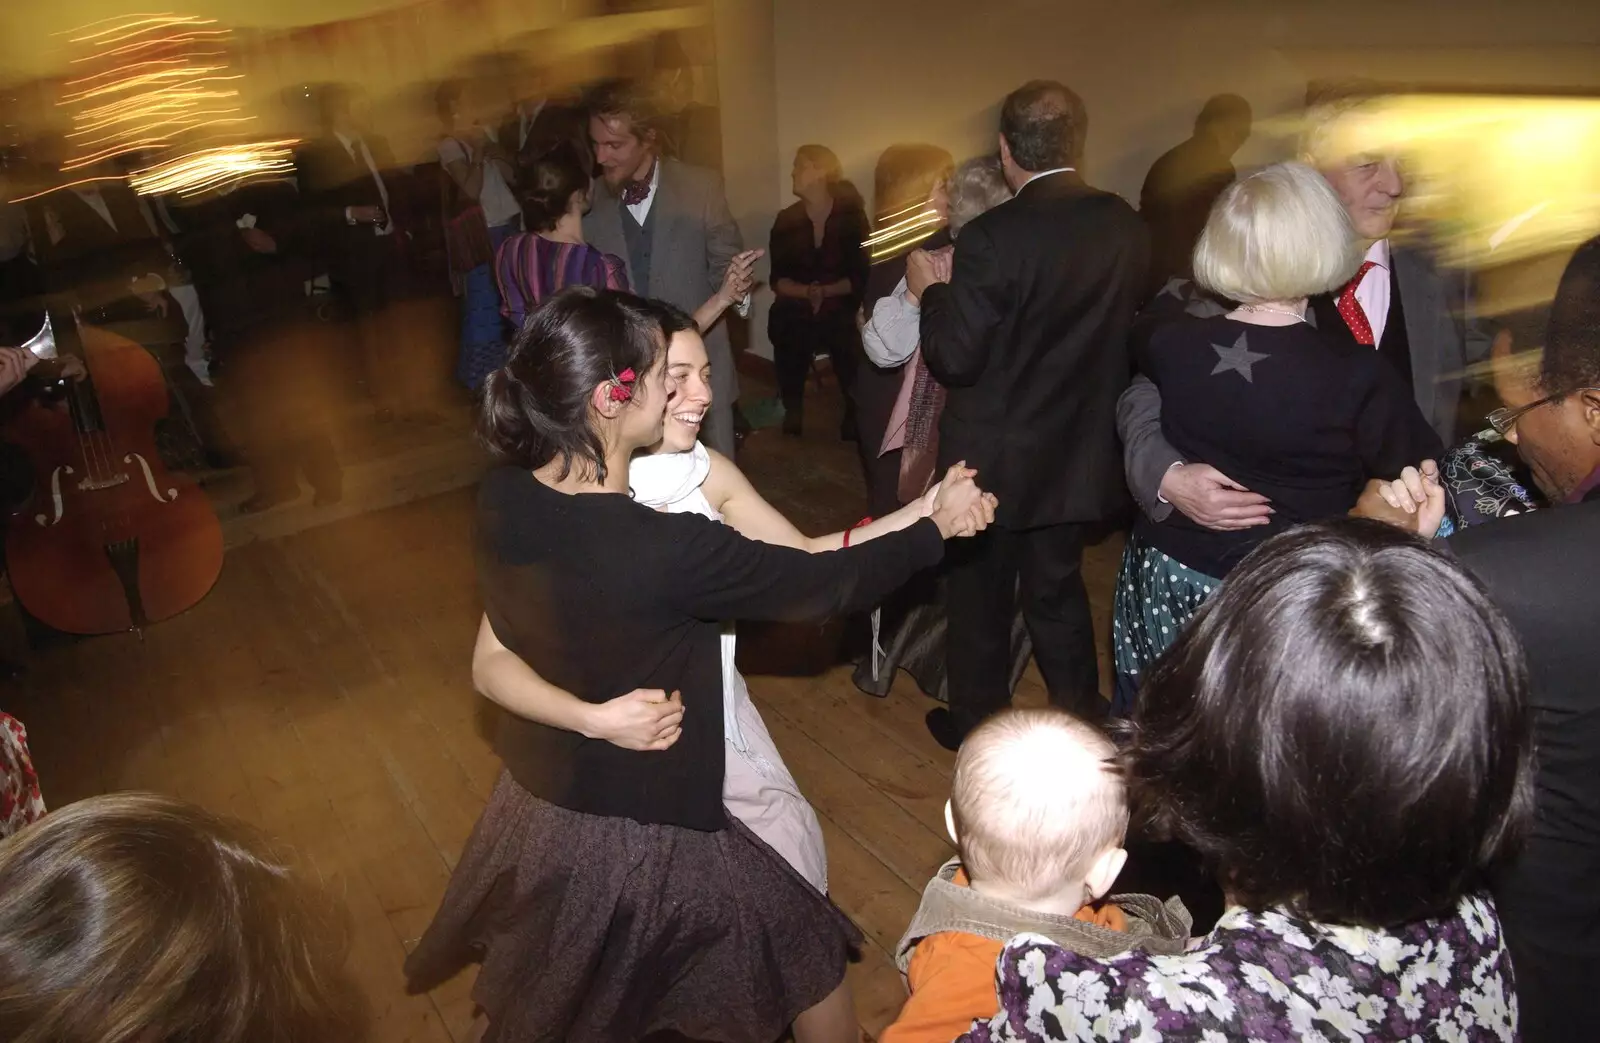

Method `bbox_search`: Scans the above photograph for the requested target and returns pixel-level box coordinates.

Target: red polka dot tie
[1336,260,1379,346]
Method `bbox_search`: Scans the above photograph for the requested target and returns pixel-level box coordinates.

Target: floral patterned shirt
[960,894,1517,1042]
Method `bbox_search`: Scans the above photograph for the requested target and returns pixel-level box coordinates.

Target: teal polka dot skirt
[1111,532,1221,716]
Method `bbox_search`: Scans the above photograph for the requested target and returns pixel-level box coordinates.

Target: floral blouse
[960,894,1517,1042]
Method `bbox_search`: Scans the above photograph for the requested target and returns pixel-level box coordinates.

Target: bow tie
[621,165,654,207]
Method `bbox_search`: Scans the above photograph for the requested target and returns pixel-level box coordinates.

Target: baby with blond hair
[882,708,1190,1043]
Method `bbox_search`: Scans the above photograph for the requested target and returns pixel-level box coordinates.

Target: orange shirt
[881,878,1125,1043]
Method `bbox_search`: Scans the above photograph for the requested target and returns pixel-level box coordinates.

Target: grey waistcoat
[620,199,656,297]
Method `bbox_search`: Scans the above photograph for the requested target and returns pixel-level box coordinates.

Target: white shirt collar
[334,130,358,159]
[1365,238,1391,269]
[1021,166,1075,189]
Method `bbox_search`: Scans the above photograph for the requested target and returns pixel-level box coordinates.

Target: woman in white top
[437,80,524,391]
[472,301,991,892]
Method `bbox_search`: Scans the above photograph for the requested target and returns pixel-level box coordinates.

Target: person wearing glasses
[1109,161,1439,714]
[1359,233,1600,1043]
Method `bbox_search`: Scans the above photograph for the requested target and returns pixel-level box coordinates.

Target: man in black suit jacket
[1358,235,1600,1042]
[294,86,405,415]
[176,177,342,510]
[913,81,1149,747]
[30,176,177,326]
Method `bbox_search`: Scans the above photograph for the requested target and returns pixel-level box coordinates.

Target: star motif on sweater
[1210,332,1270,382]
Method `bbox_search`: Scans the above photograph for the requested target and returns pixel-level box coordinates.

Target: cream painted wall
[713,0,782,362]
[770,0,1600,210]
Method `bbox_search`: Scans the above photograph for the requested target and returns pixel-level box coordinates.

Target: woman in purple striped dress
[494,143,759,343]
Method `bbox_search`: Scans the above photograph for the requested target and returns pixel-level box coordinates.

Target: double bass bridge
[77,472,129,492]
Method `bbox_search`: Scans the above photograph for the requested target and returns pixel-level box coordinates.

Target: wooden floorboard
[6,410,1122,1040]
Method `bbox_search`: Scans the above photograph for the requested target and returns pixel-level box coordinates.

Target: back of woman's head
[0,793,362,1043]
[1193,160,1361,304]
[521,141,591,233]
[481,286,666,481]
[947,155,1011,238]
[1129,519,1533,928]
[872,143,954,226]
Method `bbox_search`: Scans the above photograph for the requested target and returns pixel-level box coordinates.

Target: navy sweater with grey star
[1135,314,1441,577]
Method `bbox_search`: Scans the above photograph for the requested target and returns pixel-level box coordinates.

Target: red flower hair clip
[608,367,637,402]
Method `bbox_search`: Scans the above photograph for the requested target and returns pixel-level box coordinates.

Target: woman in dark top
[768,144,870,437]
[403,287,994,1043]
[1111,162,1440,706]
[968,521,1530,1041]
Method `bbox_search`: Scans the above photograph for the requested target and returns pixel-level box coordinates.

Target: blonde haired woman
[1110,161,1441,712]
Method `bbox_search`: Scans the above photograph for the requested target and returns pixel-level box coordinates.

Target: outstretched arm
[703,447,966,552]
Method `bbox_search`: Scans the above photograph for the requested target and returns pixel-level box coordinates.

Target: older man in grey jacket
[582,79,747,455]
[1120,86,1490,529]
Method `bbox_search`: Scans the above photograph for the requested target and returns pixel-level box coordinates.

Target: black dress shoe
[925,707,965,752]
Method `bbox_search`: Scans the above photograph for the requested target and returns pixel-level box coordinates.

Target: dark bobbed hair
[521,141,592,233]
[1127,519,1533,928]
[872,143,954,225]
[0,793,363,1043]
[1542,234,1600,396]
[999,79,1085,172]
[480,287,666,482]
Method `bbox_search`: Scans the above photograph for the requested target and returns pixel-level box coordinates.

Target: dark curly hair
[1126,518,1533,928]
[480,287,666,482]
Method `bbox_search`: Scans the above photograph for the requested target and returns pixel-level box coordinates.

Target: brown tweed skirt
[404,771,862,1042]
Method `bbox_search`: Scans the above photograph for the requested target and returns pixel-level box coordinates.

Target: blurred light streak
[73,31,231,63]
[7,175,126,204]
[58,14,245,176]
[864,201,944,261]
[1294,93,1600,270]
[127,139,299,197]
[71,16,218,46]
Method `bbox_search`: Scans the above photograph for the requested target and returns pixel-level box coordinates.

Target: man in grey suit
[582,79,747,455]
[1119,85,1491,529]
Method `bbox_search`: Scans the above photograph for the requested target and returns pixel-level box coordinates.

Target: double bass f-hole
[34,465,72,527]
[124,452,177,503]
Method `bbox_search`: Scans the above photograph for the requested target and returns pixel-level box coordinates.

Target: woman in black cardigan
[404,287,994,1043]
[768,145,870,437]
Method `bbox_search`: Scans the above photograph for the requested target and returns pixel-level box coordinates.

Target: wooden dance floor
[8,405,1121,1040]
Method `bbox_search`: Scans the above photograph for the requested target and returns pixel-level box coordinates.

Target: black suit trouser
[945,521,1102,732]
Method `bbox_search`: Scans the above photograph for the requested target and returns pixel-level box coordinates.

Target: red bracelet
[841,516,873,548]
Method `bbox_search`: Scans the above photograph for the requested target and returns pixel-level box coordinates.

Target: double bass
[3,311,222,634]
